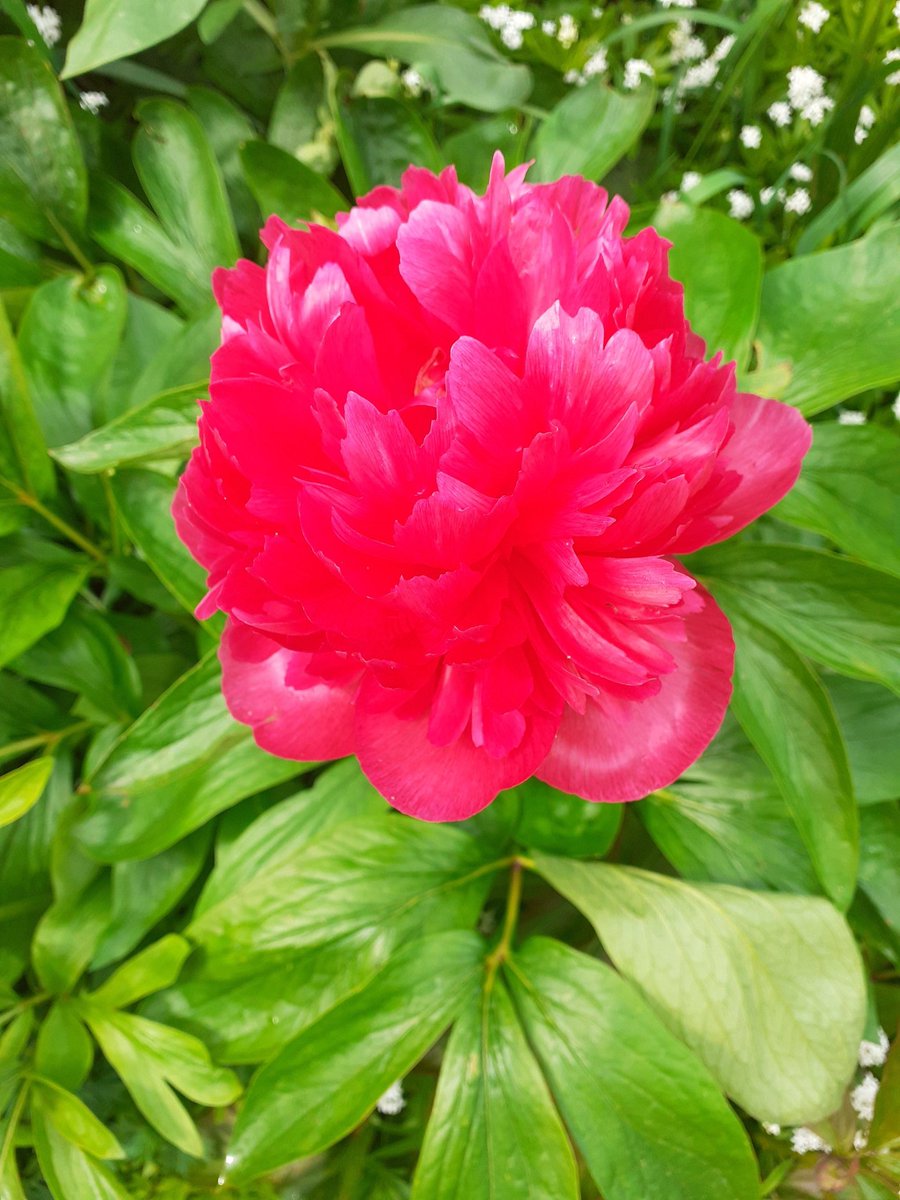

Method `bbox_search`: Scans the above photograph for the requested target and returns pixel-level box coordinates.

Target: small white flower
[760,186,776,205]
[26,3,61,45]
[768,100,793,126]
[681,58,718,88]
[623,58,654,89]
[659,0,696,8]
[853,1129,868,1152]
[661,190,679,202]
[557,14,579,47]
[789,161,813,181]
[799,1,830,32]
[541,18,557,34]
[851,1072,879,1121]
[801,95,834,125]
[894,0,900,23]
[591,5,603,15]
[787,65,826,109]
[791,1127,832,1154]
[563,68,584,85]
[784,188,812,214]
[837,409,867,425]
[854,105,875,143]
[892,391,900,420]
[763,1122,782,1135]
[710,34,735,62]
[740,124,762,148]
[376,1081,406,1116]
[583,47,609,78]
[885,49,900,84]
[400,68,425,96]
[670,23,705,63]
[727,189,754,220]
[78,90,109,115]
[681,170,702,192]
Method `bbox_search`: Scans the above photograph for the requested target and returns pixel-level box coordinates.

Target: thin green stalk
[2,479,106,563]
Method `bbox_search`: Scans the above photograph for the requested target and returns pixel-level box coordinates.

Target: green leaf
[827,677,900,805]
[74,653,302,860]
[62,0,210,79]
[31,1100,130,1200]
[226,931,485,1183]
[513,776,622,858]
[0,758,53,829]
[0,557,89,670]
[868,1033,900,1150]
[506,938,759,1200]
[35,1002,93,1092]
[0,38,88,245]
[241,140,346,225]
[693,543,900,695]
[17,269,127,449]
[132,99,239,278]
[533,854,866,1123]
[775,423,900,578]
[319,6,532,113]
[639,718,819,894]
[186,86,259,241]
[797,144,900,255]
[531,82,655,184]
[858,803,900,946]
[336,97,443,194]
[0,297,55,500]
[32,873,111,994]
[751,225,900,414]
[652,202,762,370]
[31,1080,124,1160]
[100,295,183,424]
[412,976,578,1200]
[725,608,858,909]
[89,935,191,1009]
[269,58,326,160]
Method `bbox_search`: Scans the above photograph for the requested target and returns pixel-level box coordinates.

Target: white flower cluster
[886,48,900,86]
[478,4,535,49]
[564,47,608,87]
[791,1127,832,1154]
[26,3,61,46]
[740,124,762,148]
[784,188,811,214]
[851,1072,880,1122]
[727,189,754,220]
[557,13,579,47]
[859,1028,890,1068]
[799,1,830,33]
[837,410,867,425]
[624,58,654,89]
[854,103,876,144]
[767,66,834,128]
[659,0,696,8]
[670,20,705,63]
[681,170,702,192]
[376,1081,406,1116]
[78,90,109,115]
[679,34,734,91]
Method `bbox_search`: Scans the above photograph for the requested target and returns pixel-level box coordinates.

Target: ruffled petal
[537,588,733,802]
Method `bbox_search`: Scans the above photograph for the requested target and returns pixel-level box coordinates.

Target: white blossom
[851,1072,879,1121]
[479,5,535,50]
[740,124,762,148]
[623,58,654,89]
[661,190,679,202]
[768,100,793,126]
[799,1,830,32]
[791,1127,832,1154]
[789,161,813,181]
[681,58,718,89]
[400,68,425,96]
[762,1122,782,1135]
[892,392,900,420]
[376,1081,406,1116]
[885,48,900,83]
[78,90,109,115]
[853,1130,868,1152]
[26,3,61,45]
[788,65,826,109]
[710,35,735,62]
[894,0,900,23]
[591,5,603,15]
[541,18,557,34]
[680,170,702,192]
[760,186,776,205]
[583,47,609,78]
[838,410,867,425]
[557,14,579,47]
[854,103,876,143]
[670,22,706,63]
[659,0,696,8]
[563,68,583,85]
[728,189,754,220]
[785,188,812,214]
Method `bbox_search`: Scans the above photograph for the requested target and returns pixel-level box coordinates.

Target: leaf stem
[2,480,106,563]
[0,993,50,1031]
[0,1080,29,1177]
[484,860,524,987]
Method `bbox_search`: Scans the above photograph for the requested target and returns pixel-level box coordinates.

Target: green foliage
[0,0,898,1196]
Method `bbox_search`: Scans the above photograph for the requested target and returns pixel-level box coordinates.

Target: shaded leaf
[63,0,209,79]
[241,139,346,225]
[532,82,655,184]
[826,676,900,805]
[0,557,89,670]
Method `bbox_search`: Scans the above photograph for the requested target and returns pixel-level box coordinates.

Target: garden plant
[0,0,898,1197]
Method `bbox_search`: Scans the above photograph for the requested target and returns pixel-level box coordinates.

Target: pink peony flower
[174,155,811,821]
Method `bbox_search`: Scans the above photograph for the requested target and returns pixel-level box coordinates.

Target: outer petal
[673,392,812,553]
[537,589,734,802]
[220,620,358,761]
[354,677,559,821]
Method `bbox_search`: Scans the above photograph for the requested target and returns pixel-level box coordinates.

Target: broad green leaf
[0,558,89,669]
[132,99,239,278]
[827,676,900,804]
[0,757,52,829]
[186,86,258,241]
[110,469,205,612]
[693,544,900,695]
[241,140,347,224]
[100,295,183,424]
[89,935,190,1009]
[32,873,111,994]
[319,6,532,113]
[74,654,302,860]
[0,39,88,245]
[725,609,857,909]
[531,82,655,184]
[88,177,212,314]
[31,1101,130,1200]
[35,1002,93,1092]
[226,931,484,1183]
[652,202,762,369]
[269,58,326,161]
[797,144,900,255]
[751,225,900,414]
[51,382,203,474]
[0,217,43,286]
[507,938,759,1200]
[125,305,217,409]
[17,268,127,448]
[62,0,209,79]
[512,776,622,859]
[639,719,819,893]
[198,0,242,43]
[858,803,900,946]
[444,116,528,190]
[336,97,443,194]
[31,1080,123,1160]
[412,977,579,1200]
[0,297,55,500]
[534,854,866,1123]
[869,1034,900,1150]
[775,424,900,578]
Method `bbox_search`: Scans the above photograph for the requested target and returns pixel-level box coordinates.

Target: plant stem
[0,1080,29,1177]
[484,860,524,988]
[7,483,106,563]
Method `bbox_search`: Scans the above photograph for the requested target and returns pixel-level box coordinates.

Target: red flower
[174,156,811,820]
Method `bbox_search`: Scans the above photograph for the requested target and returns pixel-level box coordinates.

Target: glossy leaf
[336,97,443,194]
[534,854,866,1123]
[186,85,259,240]
[412,976,579,1200]
[31,1101,130,1200]
[89,935,190,1009]
[0,557,89,669]
[32,873,111,994]
[0,38,88,245]
[531,82,655,184]
[0,297,55,500]
[63,0,209,79]
[827,677,900,805]
[226,931,484,1183]
[858,803,900,947]
[241,139,347,224]
[513,776,622,858]
[0,757,53,829]
[35,1002,94,1092]
[268,58,326,160]
[507,938,759,1200]
[751,225,900,414]
[31,1080,123,1160]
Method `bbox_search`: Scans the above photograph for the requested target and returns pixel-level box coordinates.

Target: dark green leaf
[0,297,55,500]
[62,0,210,79]
[531,82,655,184]
[226,931,484,1183]
[35,1002,93,1092]
[336,97,443,194]
[186,86,259,241]
[269,58,326,160]
[533,854,866,1123]
[100,295,183,424]
[858,803,900,947]
[241,140,347,224]
[827,676,900,805]
[0,557,89,669]
[0,757,53,829]
[513,776,621,859]
[0,38,88,245]
[507,938,759,1200]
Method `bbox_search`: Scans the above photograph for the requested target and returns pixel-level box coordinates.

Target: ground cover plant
[0,0,899,1196]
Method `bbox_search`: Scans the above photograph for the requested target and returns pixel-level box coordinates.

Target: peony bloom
[174,155,810,821]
